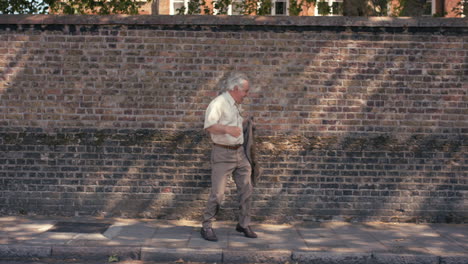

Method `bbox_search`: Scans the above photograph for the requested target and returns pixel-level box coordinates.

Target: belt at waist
[213,143,243,150]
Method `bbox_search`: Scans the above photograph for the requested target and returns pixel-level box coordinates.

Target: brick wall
[0,15,467,223]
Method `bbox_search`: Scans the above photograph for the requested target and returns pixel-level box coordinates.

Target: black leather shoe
[236,223,258,238]
[201,227,218,242]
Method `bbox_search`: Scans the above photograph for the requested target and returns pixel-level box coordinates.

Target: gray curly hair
[225,73,249,91]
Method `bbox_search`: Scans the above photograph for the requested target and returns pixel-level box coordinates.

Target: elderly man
[201,73,257,242]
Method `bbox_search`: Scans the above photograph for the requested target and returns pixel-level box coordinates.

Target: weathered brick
[0,17,466,223]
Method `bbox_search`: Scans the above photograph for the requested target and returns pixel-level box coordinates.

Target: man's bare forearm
[206,124,241,138]
[206,124,228,135]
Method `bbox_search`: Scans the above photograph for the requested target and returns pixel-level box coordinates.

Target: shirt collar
[223,91,237,106]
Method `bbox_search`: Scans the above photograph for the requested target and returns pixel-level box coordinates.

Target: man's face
[233,81,250,104]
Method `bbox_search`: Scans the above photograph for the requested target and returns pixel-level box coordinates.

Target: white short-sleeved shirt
[204,91,243,145]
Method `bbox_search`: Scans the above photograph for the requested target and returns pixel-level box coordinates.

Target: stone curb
[441,256,468,264]
[141,247,222,263]
[1,244,467,264]
[51,246,141,260]
[372,253,440,264]
[223,250,291,264]
[291,252,468,264]
[292,251,373,264]
[0,245,51,258]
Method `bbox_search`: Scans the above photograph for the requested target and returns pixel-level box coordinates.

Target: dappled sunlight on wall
[0,15,466,222]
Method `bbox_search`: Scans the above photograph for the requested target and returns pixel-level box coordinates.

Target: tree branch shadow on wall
[0,22,466,225]
[63,129,212,219]
[0,23,215,219]
[249,26,467,224]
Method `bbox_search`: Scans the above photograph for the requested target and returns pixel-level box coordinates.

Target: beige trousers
[202,145,253,229]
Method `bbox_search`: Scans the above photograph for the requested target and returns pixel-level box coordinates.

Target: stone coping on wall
[0,14,466,28]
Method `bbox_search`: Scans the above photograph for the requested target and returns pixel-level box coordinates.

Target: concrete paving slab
[256,224,306,249]
[1,221,55,234]
[0,217,55,232]
[102,225,123,239]
[228,236,271,250]
[25,232,79,245]
[0,237,16,245]
[369,223,468,257]
[146,223,195,248]
[296,223,349,252]
[66,233,122,247]
[66,240,132,247]
[73,233,109,241]
[188,226,229,249]
[325,222,387,253]
[415,237,467,256]
[0,218,55,244]
[103,223,157,246]
[228,224,305,250]
[359,223,436,255]
[430,224,468,251]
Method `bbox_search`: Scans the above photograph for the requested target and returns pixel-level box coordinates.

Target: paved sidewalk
[0,216,467,264]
